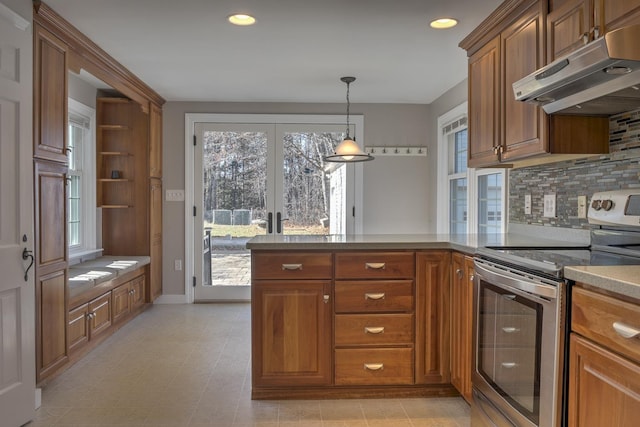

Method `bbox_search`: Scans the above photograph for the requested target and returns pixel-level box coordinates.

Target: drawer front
[252,252,332,280]
[335,314,414,346]
[335,252,415,279]
[68,304,88,352]
[572,286,640,364]
[335,280,414,313]
[335,348,414,385]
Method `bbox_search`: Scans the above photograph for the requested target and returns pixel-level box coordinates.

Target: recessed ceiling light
[228,14,256,26]
[430,18,458,29]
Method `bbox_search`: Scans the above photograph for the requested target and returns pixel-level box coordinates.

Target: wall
[162,101,432,295]
[509,108,640,229]
[68,73,97,109]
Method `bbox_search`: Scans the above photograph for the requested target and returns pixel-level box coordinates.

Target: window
[68,99,97,257]
[437,102,506,235]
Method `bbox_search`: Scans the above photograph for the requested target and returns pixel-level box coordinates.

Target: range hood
[513,25,640,115]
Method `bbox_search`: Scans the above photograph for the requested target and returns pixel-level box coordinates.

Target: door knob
[22,248,34,282]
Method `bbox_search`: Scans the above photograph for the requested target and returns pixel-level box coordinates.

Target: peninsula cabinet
[548,0,640,62]
[450,252,474,403]
[415,251,451,385]
[568,285,640,426]
[251,252,333,389]
[460,0,609,168]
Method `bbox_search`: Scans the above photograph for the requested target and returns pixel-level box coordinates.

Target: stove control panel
[589,190,640,226]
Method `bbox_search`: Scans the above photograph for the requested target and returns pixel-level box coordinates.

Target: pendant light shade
[324,77,374,163]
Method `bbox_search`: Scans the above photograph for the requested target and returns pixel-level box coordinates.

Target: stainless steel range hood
[513,25,640,115]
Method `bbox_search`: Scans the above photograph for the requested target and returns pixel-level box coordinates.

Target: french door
[191,116,362,301]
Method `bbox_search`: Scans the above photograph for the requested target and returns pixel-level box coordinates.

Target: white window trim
[436,102,507,235]
[68,98,97,260]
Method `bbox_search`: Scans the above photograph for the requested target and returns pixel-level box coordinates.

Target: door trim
[184,113,365,303]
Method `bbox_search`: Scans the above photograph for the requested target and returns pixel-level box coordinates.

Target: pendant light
[324,77,374,163]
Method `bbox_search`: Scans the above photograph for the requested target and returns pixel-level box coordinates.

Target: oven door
[472,259,565,427]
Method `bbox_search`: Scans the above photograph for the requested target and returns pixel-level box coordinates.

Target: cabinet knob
[323,294,330,304]
[456,268,463,278]
[581,32,589,44]
[469,274,475,282]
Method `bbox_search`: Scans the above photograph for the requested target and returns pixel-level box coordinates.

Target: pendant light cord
[345,80,351,139]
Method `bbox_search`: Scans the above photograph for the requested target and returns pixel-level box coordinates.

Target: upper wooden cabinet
[548,0,640,62]
[34,26,68,163]
[461,0,609,168]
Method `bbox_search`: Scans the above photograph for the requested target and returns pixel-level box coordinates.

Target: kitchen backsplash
[509,108,640,229]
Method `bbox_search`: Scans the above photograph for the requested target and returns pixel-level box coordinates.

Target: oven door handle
[474,260,558,300]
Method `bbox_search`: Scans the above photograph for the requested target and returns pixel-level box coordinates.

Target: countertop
[564,265,640,301]
[245,233,582,253]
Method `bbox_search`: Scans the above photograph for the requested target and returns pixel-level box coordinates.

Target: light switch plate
[166,189,185,202]
[543,194,556,218]
[524,194,532,215]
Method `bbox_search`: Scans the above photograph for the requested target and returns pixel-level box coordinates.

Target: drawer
[335,280,414,313]
[572,286,640,364]
[335,314,414,346]
[335,252,415,279]
[252,252,332,280]
[335,348,414,385]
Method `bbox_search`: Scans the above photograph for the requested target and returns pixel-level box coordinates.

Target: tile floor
[28,303,470,426]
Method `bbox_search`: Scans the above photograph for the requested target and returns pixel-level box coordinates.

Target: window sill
[69,248,104,266]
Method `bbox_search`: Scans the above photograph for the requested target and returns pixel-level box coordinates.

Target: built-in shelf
[99,124,130,131]
[98,178,130,182]
[99,205,131,209]
[99,151,131,156]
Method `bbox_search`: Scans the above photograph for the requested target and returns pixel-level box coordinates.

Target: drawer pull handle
[613,321,640,339]
[281,263,303,271]
[365,293,385,300]
[502,327,520,334]
[501,362,517,369]
[364,326,385,334]
[365,262,386,270]
[364,363,384,371]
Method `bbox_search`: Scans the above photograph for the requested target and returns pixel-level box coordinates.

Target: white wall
[162,101,432,295]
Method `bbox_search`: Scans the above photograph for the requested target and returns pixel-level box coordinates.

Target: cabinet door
[450,253,473,403]
[501,2,548,162]
[468,36,501,167]
[36,269,68,381]
[35,160,68,274]
[595,0,640,35]
[568,334,640,426]
[131,275,146,309]
[68,304,89,353]
[112,283,131,323]
[149,178,162,301]
[149,103,163,178]
[33,25,68,163]
[547,0,592,62]
[88,293,112,339]
[415,251,451,384]
[252,280,332,387]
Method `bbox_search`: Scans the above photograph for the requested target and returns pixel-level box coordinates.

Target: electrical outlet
[543,194,556,218]
[174,259,182,271]
[166,189,185,202]
[577,195,587,219]
[524,194,532,215]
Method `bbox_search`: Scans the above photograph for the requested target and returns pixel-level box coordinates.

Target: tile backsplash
[509,109,640,229]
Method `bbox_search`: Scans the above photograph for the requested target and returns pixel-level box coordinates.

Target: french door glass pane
[202,130,267,287]
[450,178,467,234]
[282,132,345,235]
[478,173,503,233]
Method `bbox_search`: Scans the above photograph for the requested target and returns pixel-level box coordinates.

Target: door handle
[276,212,288,234]
[22,248,34,282]
[267,212,273,234]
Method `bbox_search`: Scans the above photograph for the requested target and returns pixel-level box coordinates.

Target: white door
[191,117,361,302]
[0,2,36,426]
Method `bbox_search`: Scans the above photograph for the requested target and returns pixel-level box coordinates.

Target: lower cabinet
[450,252,474,402]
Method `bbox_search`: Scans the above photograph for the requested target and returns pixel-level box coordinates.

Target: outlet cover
[543,194,556,218]
[524,194,532,215]
[174,259,182,271]
[577,195,587,219]
[166,189,185,202]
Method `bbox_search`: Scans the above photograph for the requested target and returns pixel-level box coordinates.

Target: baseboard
[153,294,189,304]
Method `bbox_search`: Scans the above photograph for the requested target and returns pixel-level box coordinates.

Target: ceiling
[45,0,503,104]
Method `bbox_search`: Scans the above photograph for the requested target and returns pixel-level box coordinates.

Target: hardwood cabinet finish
[547,0,593,61]
[334,280,414,313]
[33,25,68,163]
[88,292,112,339]
[252,252,332,280]
[461,0,609,168]
[36,269,68,381]
[468,36,501,167]
[112,283,132,324]
[130,275,146,310]
[335,251,415,279]
[149,178,162,301]
[251,279,332,388]
[568,285,640,426]
[450,252,474,403]
[335,348,414,385]
[594,0,640,36]
[67,303,89,353]
[415,251,451,385]
[334,314,414,346]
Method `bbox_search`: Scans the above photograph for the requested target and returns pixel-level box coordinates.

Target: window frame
[68,98,97,259]
[436,102,507,235]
